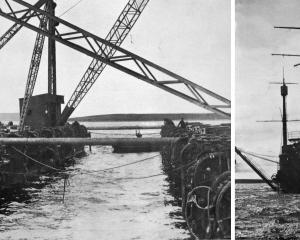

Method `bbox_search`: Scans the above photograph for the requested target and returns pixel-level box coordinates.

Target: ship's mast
[271,54,300,149]
[281,69,288,148]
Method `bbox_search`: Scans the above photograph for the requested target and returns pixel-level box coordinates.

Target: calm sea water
[0,120,195,240]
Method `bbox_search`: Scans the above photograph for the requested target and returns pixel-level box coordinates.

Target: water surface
[0,145,191,240]
[236,183,300,239]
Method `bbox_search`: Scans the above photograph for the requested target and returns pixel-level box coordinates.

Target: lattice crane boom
[19,4,48,131]
[60,0,150,124]
[0,0,48,50]
[0,0,231,120]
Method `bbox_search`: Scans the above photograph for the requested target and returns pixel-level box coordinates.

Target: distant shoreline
[236,179,264,184]
[0,113,19,122]
[69,113,225,122]
[0,112,228,123]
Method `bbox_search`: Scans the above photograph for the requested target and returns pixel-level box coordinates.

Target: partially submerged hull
[274,143,300,193]
[0,122,89,190]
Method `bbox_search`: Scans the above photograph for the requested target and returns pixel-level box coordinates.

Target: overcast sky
[236,0,300,163]
[0,0,230,117]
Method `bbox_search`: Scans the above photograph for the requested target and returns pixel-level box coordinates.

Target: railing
[288,131,300,141]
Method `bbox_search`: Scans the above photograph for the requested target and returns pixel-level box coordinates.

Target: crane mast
[0,0,48,50]
[59,0,150,124]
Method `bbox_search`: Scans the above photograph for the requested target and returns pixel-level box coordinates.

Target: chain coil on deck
[182,146,230,239]
[161,119,230,239]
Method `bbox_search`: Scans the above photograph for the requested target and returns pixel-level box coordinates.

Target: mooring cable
[122,151,229,180]
[11,146,65,172]
[9,147,162,179]
[9,147,161,177]
[80,153,161,174]
[9,147,206,188]
[115,157,200,180]
[77,154,199,180]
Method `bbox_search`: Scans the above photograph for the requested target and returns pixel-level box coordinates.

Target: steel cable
[8,148,162,179]
[59,0,84,17]
[11,146,63,172]
[80,153,160,174]
[114,157,200,180]
[7,147,205,181]
[238,148,279,164]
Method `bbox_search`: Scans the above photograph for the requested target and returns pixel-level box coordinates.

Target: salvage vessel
[236,69,300,193]
[271,74,300,193]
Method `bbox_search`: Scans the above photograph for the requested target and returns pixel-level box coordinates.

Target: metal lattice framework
[0,0,47,50]
[60,0,150,124]
[0,0,231,121]
[19,4,48,131]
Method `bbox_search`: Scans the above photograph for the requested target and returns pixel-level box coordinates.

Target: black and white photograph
[236,0,300,239]
[0,0,230,239]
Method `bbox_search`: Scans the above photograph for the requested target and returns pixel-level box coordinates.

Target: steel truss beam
[0,0,48,50]
[19,4,48,131]
[0,0,231,120]
[60,0,150,124]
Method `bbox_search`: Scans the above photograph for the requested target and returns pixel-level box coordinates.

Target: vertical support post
[48,0,56,96]
[47,0,57,127]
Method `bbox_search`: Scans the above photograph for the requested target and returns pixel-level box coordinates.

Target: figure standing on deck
[178,118,186,129]
[136,130,142,138]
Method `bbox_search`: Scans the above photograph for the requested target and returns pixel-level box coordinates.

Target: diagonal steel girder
[60,0,150,124]
[0,0,231,120]
[0,0,48,50]
[19,4,49,131]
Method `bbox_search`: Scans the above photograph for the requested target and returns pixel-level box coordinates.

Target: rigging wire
[237,148,279,164]
[236,148,273,179]
[243,151,278,164]
[59,0,84,17]
[241,150,277,158]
